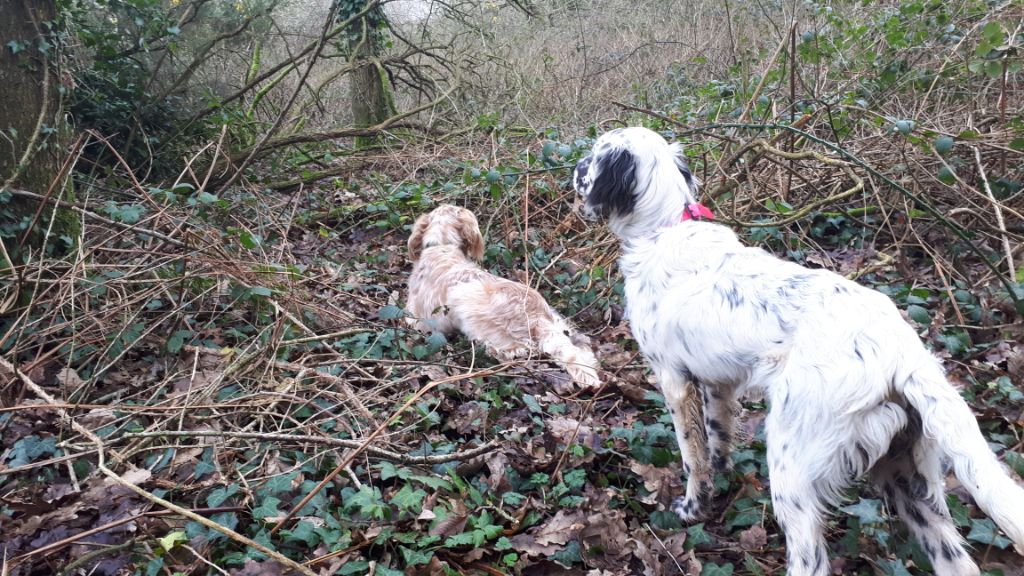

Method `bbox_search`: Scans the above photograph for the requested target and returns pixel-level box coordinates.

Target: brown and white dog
[574,126,1024,576]
[406,204,600,387]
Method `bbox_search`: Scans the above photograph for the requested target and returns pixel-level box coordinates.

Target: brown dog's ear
[407,213,430,262]
[456,210,485,261]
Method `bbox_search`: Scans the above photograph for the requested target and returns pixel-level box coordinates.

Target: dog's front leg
[659,369,712,522]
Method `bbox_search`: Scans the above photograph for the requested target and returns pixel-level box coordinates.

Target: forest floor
[2,134,1024,576]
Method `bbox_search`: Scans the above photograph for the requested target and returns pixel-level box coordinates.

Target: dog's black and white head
[574,127,699,238]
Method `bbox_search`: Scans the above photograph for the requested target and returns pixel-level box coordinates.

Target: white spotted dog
[573,126,1024,576]
[405,204,601,388]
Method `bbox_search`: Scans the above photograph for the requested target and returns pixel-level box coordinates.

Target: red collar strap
[681,203,715,221]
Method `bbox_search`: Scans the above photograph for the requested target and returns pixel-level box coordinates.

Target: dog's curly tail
[902,360,1024,554]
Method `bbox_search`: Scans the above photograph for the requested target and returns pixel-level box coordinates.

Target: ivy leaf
[378,461,410,481]
[251,496,282,520]
[649,510,683,530]
[425,331,447,353]
[7,40,26,54]
[841,498,885,525]
[6,435,57,467]
[400,546,433,566]
[378,305,405,320]
[906,304,931,325]
[166,330,192,354]
[410,475,451,490]
[966,518,1011,549]
[687,522,714,548]
[261,472,297,497]
[744,553,765,576]
[549,540,581,567]
[522,394,542,413]
[877,558,913,576]
[701,562,735,576]
[207,483,240,507]
[281,520,319,547]
[391,484,426,514]
[157,530,187,553]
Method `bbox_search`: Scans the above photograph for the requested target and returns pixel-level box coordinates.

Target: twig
[122,430,499,464]
[15,506,241,564]
[271,365,506,534]
[717,140,864,228]
[279,327,371,347]
[973,146,1015,284]
[735,22,796,125]
[2,356,317,576]
[679,122,1022,306]
[5,188,193,251]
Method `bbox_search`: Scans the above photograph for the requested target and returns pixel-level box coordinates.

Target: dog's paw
[671,495,707,523]
[488,345,529,361]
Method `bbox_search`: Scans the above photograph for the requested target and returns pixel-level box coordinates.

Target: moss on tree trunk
[348,10,395,149]
[0,0,78,270]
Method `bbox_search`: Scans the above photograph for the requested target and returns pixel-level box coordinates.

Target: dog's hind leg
[766,410,831,576]
[871,415,980,576]
[701,384,738,473]
[660,369,712,522]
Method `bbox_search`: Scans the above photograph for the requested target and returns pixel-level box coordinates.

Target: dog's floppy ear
[407,213,430,262]
[455,210,485,261]
[589,147,637,217]
[670,142,699,199]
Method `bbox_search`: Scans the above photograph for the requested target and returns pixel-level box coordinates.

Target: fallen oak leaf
[509,510,585,556]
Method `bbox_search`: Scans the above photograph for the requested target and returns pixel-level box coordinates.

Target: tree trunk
[348,10,394,149]
[0,0,77,268]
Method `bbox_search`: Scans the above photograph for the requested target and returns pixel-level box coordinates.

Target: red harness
[681,203,715,222]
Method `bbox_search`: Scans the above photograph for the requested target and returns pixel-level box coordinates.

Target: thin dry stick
[973,146,1015,283]
[2,357,317,576]
[13,506,241,564]
[123,430,499,464]
[6,188,193,250]
[271,365,505,535]
[736,22,797,125]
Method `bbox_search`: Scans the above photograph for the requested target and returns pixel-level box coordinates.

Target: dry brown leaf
[578,509,632,560]
[485,451,510,492]
[56,367,84,389]
[629,461,680,505]
[739,524,768,551]
[510,510,585,556]
[547,416,591,446]
[429,499,469,538]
